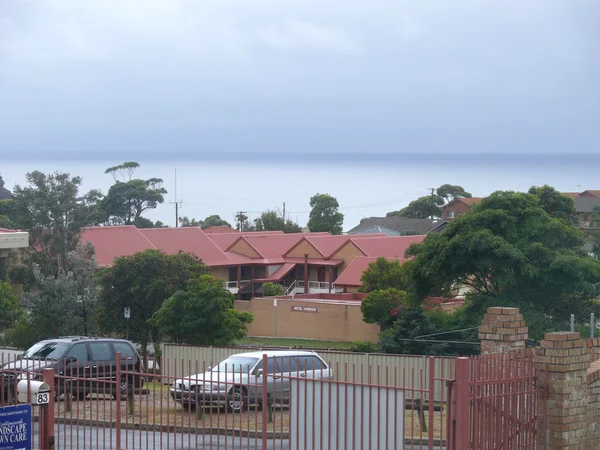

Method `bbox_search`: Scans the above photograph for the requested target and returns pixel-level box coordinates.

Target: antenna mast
[170,169,183,227]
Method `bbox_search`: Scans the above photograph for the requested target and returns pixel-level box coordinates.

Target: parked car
[170,350,333,413]
[0,336,144,403]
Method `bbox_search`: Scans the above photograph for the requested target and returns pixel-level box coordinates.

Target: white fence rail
[161,344,455,401]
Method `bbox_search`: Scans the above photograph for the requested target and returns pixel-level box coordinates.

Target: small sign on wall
[290,305,318,313]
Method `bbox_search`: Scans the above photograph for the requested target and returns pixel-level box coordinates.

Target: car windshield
[21,342,70,360]
[210,357,259,374]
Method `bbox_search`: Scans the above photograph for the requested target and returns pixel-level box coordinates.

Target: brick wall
[234,297,380,343]
[588,360,600,445]
[478,307,528,354]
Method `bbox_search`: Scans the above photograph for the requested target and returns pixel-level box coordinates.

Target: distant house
[347,217,445,236]
[441,198,483,220]
[573,197,600,229]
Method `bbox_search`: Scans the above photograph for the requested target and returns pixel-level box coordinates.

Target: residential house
[346,216,445,236]
[441,198,483,220]
[80,226,426,299]
[0,228,29,257]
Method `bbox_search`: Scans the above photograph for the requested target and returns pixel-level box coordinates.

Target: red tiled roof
[352,235,425,259]
[80,226,156,267]
[299,234,388,258]
[206,233,246,251]
[333,257,381,287]
[581,190,600,198]
[562,192,581,198]
[253,262,296,282]
[456,197,482,206]
[237,234,323,259]
[139,227,227,264]
[203,226,239,234]
[285,257,343,266]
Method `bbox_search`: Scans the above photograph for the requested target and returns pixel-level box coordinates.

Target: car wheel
[113,377,131,401]
[72,391,87,400]
[227,387,248,413]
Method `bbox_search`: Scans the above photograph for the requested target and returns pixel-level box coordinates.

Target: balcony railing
[224,280,251,293]
[296,280,332,291]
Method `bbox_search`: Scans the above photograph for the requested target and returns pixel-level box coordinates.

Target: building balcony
[224,280,251,294]
[288,280,344,295]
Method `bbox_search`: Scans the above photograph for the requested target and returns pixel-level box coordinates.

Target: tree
[528,185,578,224]
[148,275,253,345]
[378,306,440,355]
[360,288,412,331]
[253,210,302,233]
[101,162,167,225]
[0,199,16,229]
[12,171,101,276]
[386,185,472,219]
[235,212,255,231]
[201,215,232,229]
[179,216,202,227]
[262,282,285,297]
[406,191,600,330]
[307,193,344,235]
[359,257,414,293]
[0,281,22,331]
[64,243,100,336]
[96,249,209,361]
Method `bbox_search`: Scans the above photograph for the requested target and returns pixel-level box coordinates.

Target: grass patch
[235,337,353,350]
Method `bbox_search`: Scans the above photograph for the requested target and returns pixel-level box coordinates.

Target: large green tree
[387,184,472,219]
[96,249,209,360]
[307,193,344,235]
[0,281,22,331]
[148,275,253,345]
[11,171,102,276]
[359,257,415,293]
[101,162,167,225]
[405,191,600,334]
[253,210,302,233]
[360,288,413,331]
[0,199,16,229]
[528,185,578,224]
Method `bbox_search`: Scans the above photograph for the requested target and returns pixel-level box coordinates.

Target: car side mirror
[65,356,77,364]
[16,354,22,361]
[256,369,263,378]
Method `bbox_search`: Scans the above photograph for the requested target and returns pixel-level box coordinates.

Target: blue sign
[0,404,31,450]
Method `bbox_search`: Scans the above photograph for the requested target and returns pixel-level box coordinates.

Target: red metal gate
[447,351,547,450]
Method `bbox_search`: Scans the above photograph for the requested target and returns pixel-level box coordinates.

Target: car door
[87,341,114,394]
[275,355,303,402]
[297,355,327,380]
[61,343,91,396]
[112,342,141,388]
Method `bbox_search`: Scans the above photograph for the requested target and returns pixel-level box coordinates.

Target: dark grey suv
[0,336,144,403]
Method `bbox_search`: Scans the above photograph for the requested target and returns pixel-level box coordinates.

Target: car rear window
[296,355,326,371]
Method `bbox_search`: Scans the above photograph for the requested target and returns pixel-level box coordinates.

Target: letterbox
[17,380,51,405]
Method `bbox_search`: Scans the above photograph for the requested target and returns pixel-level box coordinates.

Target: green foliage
[307,193,344,235]
[360,288,413,330]
[378,307,440,355]
[406,191,600,324]
[235,212,255,231]
[349,340,378,353]
[0,199,16,229]
[253,210,302,233]
[387,185,471,219]
[528,185,578,224]
[101,162,167,225]
[11,171,102,276]
[359,257,414,293]
[201,215,232,229]
[262,282,285,297]
[148,275,254,345]
[2,317,39,350]
[179,216,202,227]
[96,249,209,357]
[0,281,23,331]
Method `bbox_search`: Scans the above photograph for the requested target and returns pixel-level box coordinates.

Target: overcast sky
[1,0,599,228]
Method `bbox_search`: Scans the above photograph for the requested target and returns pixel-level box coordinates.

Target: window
[89,342,113,361]
[66,344,89,362]
[447,211,455,219]
[22,342,70,360]
[212,357,259,374]
[278,356,302,373]
[113,342,136,361]
[296,355,325,372]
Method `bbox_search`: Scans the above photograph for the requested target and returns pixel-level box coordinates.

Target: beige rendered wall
[285,240,322,258]
[209,266,230,281]
[235,298,379,343]
[330,242,364,273]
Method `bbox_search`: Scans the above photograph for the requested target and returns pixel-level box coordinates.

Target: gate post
[453,357,470,450]
[41,368,55,450]
[535,332,590,450]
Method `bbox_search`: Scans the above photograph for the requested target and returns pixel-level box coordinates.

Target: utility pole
[282,202,286,223]
[169,169,183,227]
[430,188,436,220]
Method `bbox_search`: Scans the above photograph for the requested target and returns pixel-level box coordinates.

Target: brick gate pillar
[535,332,591,449]
[478,307,528,354]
